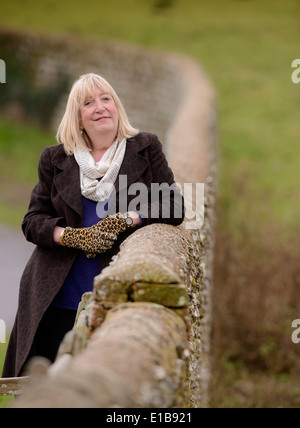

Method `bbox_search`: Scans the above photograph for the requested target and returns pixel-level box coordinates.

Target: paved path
[0,225,34,329]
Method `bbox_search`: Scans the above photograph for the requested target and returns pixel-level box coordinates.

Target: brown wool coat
[2,132,185,377]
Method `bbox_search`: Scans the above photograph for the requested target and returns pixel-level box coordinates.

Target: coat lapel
[52,148,83,218]
[116,133,150,194]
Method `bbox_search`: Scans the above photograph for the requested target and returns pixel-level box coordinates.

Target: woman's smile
[94,116,111,121]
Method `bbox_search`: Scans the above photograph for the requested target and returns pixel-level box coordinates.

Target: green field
[0,0,299,408]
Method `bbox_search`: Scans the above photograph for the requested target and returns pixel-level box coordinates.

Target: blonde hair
[56,73,139,155]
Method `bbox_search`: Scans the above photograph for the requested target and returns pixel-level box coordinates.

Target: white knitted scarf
[74,138,127,202]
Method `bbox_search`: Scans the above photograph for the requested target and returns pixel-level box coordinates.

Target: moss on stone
[132,282,188,308]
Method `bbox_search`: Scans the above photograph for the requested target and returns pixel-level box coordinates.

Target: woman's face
[80,87,119,143]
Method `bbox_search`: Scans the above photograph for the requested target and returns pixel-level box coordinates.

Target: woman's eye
[101,96,111,102]
[84,100,93,106]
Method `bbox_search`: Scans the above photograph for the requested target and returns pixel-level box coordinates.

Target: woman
[2,73,185,378]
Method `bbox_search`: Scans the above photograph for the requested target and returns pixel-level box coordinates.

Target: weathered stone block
[132,282,189,308]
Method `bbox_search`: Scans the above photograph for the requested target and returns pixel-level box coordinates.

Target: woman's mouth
[95,116,110,121]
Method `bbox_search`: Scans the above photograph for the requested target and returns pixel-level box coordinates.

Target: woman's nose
[94,99,105,112]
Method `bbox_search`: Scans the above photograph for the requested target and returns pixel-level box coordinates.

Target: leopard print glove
[61,213,131,258]
[94,213,130,234]
[61,225,117,258]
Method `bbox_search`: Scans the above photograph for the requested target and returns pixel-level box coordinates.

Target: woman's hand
[60,223,118,258]
[54,212,141,258]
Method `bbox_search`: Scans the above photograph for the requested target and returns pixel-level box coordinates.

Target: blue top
[52,192,146,311]
[51,196,110,311]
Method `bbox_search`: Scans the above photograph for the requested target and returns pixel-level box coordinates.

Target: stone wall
[0,28,183,140]
[0,29,217,408]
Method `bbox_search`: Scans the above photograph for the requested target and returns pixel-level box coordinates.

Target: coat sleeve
[142,134,185,227]
[22,147,64,248]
